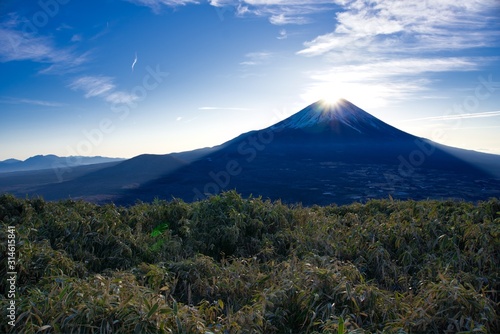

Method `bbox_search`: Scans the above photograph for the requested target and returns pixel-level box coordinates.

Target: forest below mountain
[1,192,499,333]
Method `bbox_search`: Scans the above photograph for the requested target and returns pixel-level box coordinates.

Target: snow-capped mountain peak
[274,99,408,139]
[278,99,376,129]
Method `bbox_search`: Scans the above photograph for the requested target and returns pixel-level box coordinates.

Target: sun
[320,96,343,107]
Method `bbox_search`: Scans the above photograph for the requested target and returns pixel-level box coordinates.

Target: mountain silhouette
[275,99,409,139]
[119,100,500,205]
[2,99,500,205]
[0,155,124,173]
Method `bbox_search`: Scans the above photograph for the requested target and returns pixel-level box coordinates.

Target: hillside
[0,155,125,173]
[1,192,498,333]
[1,100,500,206]
[122,100,500,205]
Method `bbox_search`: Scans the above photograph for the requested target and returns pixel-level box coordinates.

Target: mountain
[275,98,407,139]
[29,147,216,202]
[119,99,500,205]
[0,155,125,173]
[0,158,21,164]
[1,99,500,205]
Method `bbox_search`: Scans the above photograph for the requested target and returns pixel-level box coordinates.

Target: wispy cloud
[124,0,335,26]
[300,57,486,107]
[199,106,253,111]
[69,76,138,104]
[0,14,90,74]
[298,0,500,57]
[124,0,199,12]
[240,51,273,66]
[269,13,308,25]
[105,91,139,104]
[295,0,500,107]
[201,0,337,25]
[401,111,500,122]
[208,0,232,6]
[277,29,287,40]
[70,76,115,98]
[308,57,480,82]
[38,51,91,75]
[0,97,66,107]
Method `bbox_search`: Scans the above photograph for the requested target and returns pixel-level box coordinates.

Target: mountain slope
[0,161,123,198]
[119,100,500,205]
[2,99,500,205]
[0,155,125,173]
[274,99,409,139]
[30,147,218,201]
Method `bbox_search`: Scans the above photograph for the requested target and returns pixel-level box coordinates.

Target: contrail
[131,52,137,72]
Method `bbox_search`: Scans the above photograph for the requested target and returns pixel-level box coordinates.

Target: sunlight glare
[321,96,342,107]
[301,80,390,110]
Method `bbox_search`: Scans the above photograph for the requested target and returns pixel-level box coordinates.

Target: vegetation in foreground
[0,191,499,333]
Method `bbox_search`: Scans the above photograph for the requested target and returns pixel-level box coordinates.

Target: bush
[0,192,498,333]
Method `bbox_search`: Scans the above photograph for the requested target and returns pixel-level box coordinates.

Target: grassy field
[1,191,499,333]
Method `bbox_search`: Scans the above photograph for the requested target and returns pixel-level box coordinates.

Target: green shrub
[1,193,498,333]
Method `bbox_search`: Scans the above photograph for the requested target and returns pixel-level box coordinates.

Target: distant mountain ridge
[0,155,125,173]
[1,99,500,205]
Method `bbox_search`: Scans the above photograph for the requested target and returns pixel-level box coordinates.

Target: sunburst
[318,97,343,118]
[320,97,342,108]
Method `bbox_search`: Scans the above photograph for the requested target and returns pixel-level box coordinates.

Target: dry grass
[1,191,499,333]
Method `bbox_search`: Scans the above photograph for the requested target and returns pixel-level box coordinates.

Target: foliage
[0,191,499,333]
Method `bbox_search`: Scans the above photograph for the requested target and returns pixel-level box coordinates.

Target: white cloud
[236,5,250,15]
[243,0,335,5]
[269,14,308,25]
[240,51,273,66]
[208,0,233,6]
[38,51,91,75]
[0,28,52,62]
[70,76,115,98]
[70,76,139,104]
[298,0,500,56]
[402,111,500,122]
[199,106,253,111]
[300,57,484,108]
[205,0,337,25]
[0,97,65,107]
[106,91,139,104]
[295,0,500,108]
[0,15,89,73]
[124,0,199,12]
[125,0,337,25]
[277,29,287,39]
[309,58,480,82]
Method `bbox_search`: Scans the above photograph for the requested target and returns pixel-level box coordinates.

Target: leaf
[36,325,52,332]
[338,316,345,334]
[146,302,159,319]
[173,300,178,315]
[151,222,169,237]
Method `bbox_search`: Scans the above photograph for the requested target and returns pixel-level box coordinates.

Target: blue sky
[1,0,499,160]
